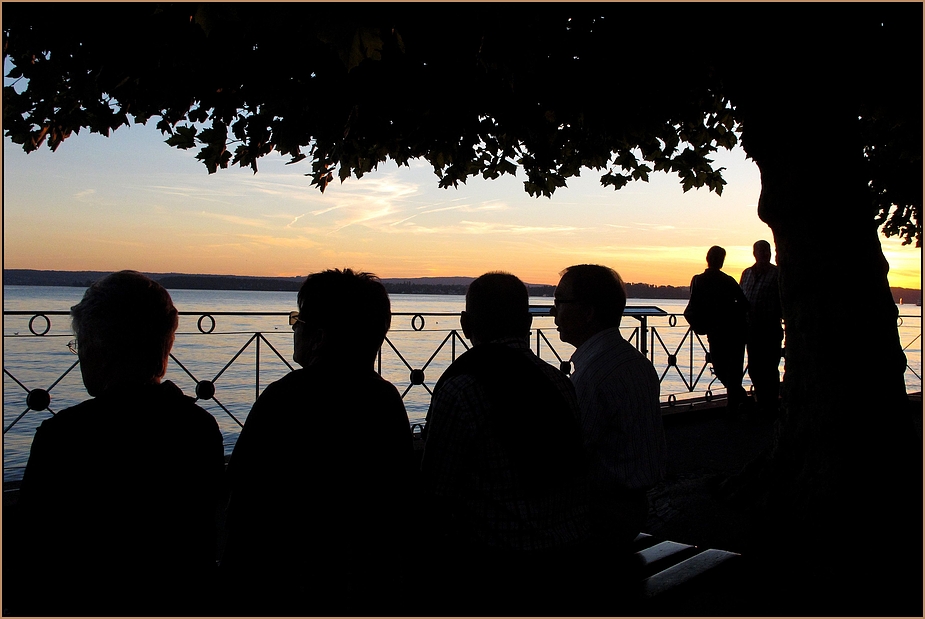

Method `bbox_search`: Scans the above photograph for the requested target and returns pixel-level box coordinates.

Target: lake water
[4,285,922,482]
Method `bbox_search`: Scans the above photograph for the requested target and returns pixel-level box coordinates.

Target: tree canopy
[3,4,923,614]
[4,3,919,245]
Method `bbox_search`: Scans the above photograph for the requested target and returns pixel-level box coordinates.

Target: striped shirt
[421,338,591,552]
[570,327,667,492]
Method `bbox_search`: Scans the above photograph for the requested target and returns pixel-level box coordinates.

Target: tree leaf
[165,125,198,149]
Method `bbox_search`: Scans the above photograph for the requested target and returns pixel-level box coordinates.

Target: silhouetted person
[420,272,590,615]
[740,240,783,417]
[221,269,413,616]
[15,271,225,616]
[684,246,750,411]
[553,265,667,550]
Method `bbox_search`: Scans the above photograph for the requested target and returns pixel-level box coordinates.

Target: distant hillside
[2,269,554,296]
[3,269,171,288]
[156,274,304,291]
[625,283,690,299]
[2,269,305,292]
[892,287,923,305]
[4,269,919,302]
[383,276,476,287]
[382,278,555,296]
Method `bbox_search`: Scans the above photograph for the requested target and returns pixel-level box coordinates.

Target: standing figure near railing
[740,240,784,418]
[11,271,225,616]
[552,265,667,558]
[221,269,413,616]
[684,246,750,413]
[420,272,590,615]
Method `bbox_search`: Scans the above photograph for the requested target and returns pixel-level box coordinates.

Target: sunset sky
[3,121,921,289]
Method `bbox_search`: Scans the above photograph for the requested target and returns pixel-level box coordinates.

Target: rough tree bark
[727,16,921,614]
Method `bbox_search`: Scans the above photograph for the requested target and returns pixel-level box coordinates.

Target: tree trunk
[731,34,921,614]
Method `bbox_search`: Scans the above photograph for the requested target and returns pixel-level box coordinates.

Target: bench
[625,532,743,614]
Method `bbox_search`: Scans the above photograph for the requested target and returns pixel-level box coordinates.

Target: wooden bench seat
[626,532,743,614]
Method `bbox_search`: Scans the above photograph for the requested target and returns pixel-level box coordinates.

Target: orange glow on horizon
[3,124,921,292]
[5,245,921,291]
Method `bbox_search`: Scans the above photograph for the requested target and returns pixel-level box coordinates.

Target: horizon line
[1,268,704,289]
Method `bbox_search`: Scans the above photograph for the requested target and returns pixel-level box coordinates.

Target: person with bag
[684,246,749,412]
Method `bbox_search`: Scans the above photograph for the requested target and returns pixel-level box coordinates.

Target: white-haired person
[15,270,224,616]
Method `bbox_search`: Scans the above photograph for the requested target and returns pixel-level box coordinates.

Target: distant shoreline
[2,269,695,300]
[3,269,922,303]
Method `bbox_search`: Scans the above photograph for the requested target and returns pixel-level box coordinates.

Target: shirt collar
[484,336,531,350]
[571,326,623,369]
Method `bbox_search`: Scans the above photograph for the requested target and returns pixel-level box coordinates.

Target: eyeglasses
[67,339,78,354]
[288,311,306,327]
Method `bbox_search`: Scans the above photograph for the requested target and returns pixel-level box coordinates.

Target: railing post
[690,329,695,387]
[255,335,261,401]
[639,316,648,356]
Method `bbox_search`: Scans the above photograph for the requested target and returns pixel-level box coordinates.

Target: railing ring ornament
[668,314,678,327]
[27,388,51,411]
[705,389,713,401]
[197,315,217,334]
[411,314,426,331]
[410,369,425,385]
[667,394,677,407]
[195,380,216,400]
[28,314,51,336]
[898,317,904,327]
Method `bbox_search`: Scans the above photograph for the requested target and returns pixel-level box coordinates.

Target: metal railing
[4,306,922,479]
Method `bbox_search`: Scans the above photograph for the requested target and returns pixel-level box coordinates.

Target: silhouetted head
[293,268,391,369]
[706,246,726,269]
[553,264,626,347]
[753,240,772,266]
[70,270,178,396]
[461,272,532,346]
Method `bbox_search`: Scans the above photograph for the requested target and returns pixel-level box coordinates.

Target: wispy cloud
[196,210,276,229]
[232,233,321,250]
[74,189,96,202]
[423,202,508,215]
[388,201,508,227]
[310,205,345,216]
[388,220,584,236]
[605,222,678,232]
[90,236,149,249]
[330,206,395,233]
[145,182,249,197]
[581,244,707,255]
[287,213,307,227]
[634,222,678,232]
